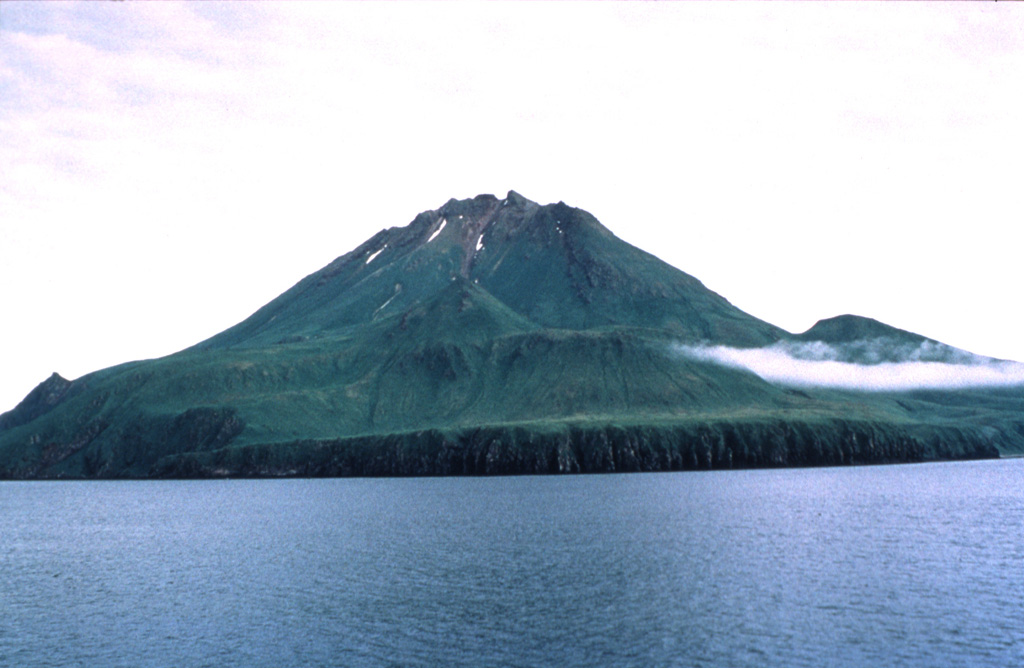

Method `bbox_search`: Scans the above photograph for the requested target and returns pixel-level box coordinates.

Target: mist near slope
[674,339,1024,391]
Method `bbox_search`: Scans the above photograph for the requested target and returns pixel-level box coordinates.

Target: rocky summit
[3,192,1023,478]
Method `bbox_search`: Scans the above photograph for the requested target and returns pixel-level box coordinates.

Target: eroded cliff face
[147,420,1000,479]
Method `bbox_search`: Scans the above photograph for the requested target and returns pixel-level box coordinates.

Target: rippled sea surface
[3,459,1023,667]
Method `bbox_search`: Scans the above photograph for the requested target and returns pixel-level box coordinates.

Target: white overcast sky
[1,2,1022,411]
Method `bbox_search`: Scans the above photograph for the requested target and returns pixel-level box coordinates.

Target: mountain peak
[439,193,501,219]
[796,315,928,345]
[196,193,785,350]
[0,371,74,432]
[3,193,1020,478]
[434,191,543,221]
[504,190,533,207]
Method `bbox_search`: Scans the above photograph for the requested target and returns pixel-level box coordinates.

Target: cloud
[674,340,1024,391]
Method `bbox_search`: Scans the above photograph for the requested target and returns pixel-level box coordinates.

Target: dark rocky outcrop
[147,420,1000,479]
[0,372,78,432]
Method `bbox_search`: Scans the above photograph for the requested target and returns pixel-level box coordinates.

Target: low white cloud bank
[675,340,1024,391]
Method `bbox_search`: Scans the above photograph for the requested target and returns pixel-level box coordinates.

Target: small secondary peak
[796,315,926,344]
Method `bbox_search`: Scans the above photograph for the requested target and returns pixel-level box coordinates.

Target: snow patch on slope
[427,218,447,243]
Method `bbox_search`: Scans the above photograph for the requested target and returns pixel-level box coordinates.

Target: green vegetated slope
[2,192,1022,478]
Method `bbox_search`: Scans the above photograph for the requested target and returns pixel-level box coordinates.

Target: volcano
[3,192,1023,478]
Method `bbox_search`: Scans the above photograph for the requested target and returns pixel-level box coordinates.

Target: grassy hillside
[2,192,1021,478]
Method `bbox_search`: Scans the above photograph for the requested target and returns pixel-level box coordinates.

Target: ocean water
[2,460,1023,667]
